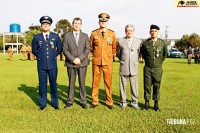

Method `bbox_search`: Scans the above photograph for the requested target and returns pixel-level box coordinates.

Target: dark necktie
[101,31,105,38]
[45,34,49,44]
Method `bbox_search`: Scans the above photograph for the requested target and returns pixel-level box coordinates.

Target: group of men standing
[6,45,34,61]
[31,13,167,111]
[186,46,200,64]
[20,44,34,61]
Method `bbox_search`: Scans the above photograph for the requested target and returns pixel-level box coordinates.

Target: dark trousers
[143,66,163,101]
[67,67,87,104]
[38,68,58,108]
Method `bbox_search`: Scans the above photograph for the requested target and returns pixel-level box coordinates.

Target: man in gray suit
[63,17,90,109]
[117,24,142,110]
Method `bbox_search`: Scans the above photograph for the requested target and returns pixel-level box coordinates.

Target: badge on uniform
[131,48,134,54]
[156,47,159,57]
[50,41,55,49]
[39,41,43,44]
[131,48,134,52]
[107,38,113,45]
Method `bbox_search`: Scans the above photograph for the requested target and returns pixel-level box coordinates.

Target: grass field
[0,54,199,133]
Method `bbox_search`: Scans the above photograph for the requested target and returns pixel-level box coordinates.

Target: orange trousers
[92,64,113,106]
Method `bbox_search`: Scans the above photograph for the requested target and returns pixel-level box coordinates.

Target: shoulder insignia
[108,29,114,32]
[92,29,99,32]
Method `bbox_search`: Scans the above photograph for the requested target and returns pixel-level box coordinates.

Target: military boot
[143,100,149,110]
[154,100,160,111]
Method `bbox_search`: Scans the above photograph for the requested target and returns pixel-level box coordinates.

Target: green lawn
[0,54,199,133]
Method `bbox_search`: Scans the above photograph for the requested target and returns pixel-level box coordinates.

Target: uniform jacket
[32,32,62,70]
[63,31,90,68]
[140,38,168,68]
[90,28,117,65]
[117,37,142,76]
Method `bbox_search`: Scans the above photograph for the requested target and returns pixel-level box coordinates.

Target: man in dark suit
[32,16,62,110]
[63,17,90,109]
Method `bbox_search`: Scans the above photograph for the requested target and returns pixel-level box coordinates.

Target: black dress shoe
[81,104,87,109]
[64,103,73,108]
[54,106,59,110]
[39,107,45,111]
[90,104,98,108]
[107,105,114,110]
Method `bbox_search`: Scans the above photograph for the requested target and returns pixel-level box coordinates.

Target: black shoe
[154,101,160,111]
[53,106,59,110]
[39,107,45,111]
[107,105,114,110]
[143,100,149,110]
[64,103,73,108]
[90,104,98,108]
[154,106,160,111]
[81,104,87,109]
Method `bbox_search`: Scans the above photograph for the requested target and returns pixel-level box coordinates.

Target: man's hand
[88,52,93,59]
[73,58,81,65]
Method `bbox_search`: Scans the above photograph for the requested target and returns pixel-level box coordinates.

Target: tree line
[0,20,199,50]
[175,33,200,49]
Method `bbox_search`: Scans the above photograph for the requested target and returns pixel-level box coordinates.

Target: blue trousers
[38,68,58,108]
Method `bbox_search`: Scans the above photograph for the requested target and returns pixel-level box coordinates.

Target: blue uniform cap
[40,16,53,25]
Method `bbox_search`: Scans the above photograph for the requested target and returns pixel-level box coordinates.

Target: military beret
[98,13,110,22]
[40,16,53,25]
[150,24,160,30]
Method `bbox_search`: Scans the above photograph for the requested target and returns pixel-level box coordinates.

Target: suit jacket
[32,32,62,70]
[117,37,142,76]
[90,28,117,65]
[63,31,90,68]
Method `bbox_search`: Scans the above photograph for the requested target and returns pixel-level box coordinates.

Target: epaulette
[158,38,165,42]
[35,33,41,36]
[92,29,99,32]
[146,38,151,42]
[108,29,114,32]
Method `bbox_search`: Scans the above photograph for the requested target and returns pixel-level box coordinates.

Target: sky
[0,0,200,39]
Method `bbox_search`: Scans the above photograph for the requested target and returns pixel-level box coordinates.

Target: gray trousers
[67,67,87,104]
[120,75,138,107]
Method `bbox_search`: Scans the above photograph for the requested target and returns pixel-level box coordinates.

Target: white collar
[73,31,80,35]
[126,37,133,41]
[43,32,50,37]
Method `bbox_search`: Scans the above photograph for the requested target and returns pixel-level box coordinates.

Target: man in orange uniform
[7,46,13,60]
[90,13,117,109]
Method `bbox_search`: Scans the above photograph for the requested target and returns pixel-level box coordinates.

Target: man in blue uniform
[32,16,62,110]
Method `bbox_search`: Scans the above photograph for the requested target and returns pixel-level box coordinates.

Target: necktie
[45,34,49,44]
[101,31,105,38]
[75,33,79,45]
[128,39,131,48]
